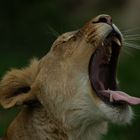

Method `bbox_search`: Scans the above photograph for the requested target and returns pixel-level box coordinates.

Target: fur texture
[0,15,133,140]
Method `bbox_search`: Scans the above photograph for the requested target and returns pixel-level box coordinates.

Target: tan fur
[0,15,133,140]
[0,58,38,109]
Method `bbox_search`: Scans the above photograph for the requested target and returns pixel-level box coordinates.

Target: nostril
[92,15,112,25]
[98,17,109,23]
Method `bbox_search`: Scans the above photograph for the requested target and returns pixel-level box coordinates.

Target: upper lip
[107,26,122,46]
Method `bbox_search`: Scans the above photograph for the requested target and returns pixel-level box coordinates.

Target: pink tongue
[100,90,140,105]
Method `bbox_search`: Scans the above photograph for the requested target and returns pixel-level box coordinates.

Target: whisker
[123,42,140,50]
[132,109,140,117]
[121,27,140,33]
[134,113,140,117]
[124,34,140,37]
[46,24,60,37]
[123,33,140,41]
[124,36,140,40]
[122,48,134,57]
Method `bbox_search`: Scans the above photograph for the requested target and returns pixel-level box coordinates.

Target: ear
[0,59,39,109]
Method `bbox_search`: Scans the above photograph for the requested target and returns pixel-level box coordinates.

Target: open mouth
[89,30,140,106]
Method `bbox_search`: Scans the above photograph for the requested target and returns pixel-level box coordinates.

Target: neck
[3,105,107,140]
[68,122,107,140]
[3,105,67,140]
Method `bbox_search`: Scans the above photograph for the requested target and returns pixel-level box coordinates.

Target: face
[36,14,135,126]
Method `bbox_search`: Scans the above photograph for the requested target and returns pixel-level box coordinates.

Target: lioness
[0,15,140,140]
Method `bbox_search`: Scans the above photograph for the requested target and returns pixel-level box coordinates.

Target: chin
[98,101,134,124]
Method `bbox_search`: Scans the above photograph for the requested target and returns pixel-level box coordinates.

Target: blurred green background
[0,0,140,139]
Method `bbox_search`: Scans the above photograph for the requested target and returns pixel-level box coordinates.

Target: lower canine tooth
[110,93,113,102]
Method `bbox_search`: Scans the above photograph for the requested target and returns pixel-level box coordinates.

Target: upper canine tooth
[113,38,121,46]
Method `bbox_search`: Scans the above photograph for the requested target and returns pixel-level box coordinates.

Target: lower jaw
[99,100,133,124]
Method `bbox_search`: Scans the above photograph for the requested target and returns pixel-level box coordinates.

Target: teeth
[113,38,121,46]
[102,42,104,46]
[107,55,111,63]
[110,93,113,102]
[109,47,112,54]
[107,47,112,63]
[108,89,114,102]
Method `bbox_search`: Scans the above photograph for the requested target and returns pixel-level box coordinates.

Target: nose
[92,15,112,25]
